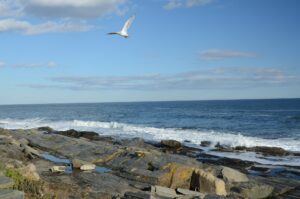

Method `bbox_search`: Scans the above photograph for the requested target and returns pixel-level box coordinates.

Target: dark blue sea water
[0,99,300,165]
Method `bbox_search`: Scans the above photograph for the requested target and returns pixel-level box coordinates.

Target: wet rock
[201,141,212,147]
[80,164,96,171]
[231,181,273,199]
[250,146,289,156]
[54,129,100,140]
[221,166,248,183]
[0,190,24,199]
[161,140,182,149]
[234,146,289,156]
[50,166,66,173]
[191,169,227,196]
[214,143,233,152]
[0,172,14,189]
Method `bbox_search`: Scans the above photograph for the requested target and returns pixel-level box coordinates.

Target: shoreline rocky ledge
[0,127,299,199]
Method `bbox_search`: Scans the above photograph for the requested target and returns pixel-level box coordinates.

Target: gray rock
[151,186,179,198]
[176,188,206,198]
[0,173,14,189]
[161,140,182,149]
[50,166,66,173]
[123,192,150,199]
[221,167,249,183]
[80,164,96,171]
[0,190,24,199]
[231,181,274,199]
[200,141,211,147]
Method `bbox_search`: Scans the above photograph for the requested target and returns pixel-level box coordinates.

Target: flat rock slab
[0,173,14,189]
[0,190,24,199]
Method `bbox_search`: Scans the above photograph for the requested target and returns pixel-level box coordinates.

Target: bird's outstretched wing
[108,32,118,35]
[121,15,135,33]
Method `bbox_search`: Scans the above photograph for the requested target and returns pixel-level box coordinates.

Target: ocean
[1,99,300,165]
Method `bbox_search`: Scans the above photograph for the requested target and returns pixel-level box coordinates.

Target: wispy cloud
[20,67,298,90]
[12,61,59,68]
[0,0,129,35]
[164,0,213,10]
[200,49,258,60]
[0,18,92,35]
[0,61,5,67]
[0,61,59,68]
[0,0,128,19]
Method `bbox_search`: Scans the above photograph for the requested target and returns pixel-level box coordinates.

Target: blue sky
[0,0,299,104]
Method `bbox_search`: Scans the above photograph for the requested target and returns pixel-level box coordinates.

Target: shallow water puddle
[41,153,112,174]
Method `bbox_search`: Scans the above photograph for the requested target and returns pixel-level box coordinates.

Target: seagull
[108,15,135,38]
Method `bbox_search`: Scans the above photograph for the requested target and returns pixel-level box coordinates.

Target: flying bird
[108,15,135,38]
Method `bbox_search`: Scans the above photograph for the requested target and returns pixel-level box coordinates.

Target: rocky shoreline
[0,127,299,199]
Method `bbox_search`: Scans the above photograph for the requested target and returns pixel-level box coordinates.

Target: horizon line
[0,97,299,106]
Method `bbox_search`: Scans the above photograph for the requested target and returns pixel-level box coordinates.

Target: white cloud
[12,61,59,68]
[200,49,257,60]
[0,1,22,17]
[164,0,213,10]
[0,61,5,67]
[5,0,128,19]
[20,67,298,90]
[0,18,92,34]
[0,0,129,34]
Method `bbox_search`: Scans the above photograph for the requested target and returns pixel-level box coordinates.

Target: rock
[176,188,206,197]
[221,167,248,183]
[129,182,151,191]
[134,151,150,158]
[55,129,100,140]
[250,146,289,156]
[0,172,14,189]
[18,138,29,145]
[80,164,96,171]
[72,159,90,169]
[37,126,54,132]
[214,143,233,152]
[21,143,41,158]
[234,146,289,156]
[200,141,212,147]
[159,163,196,189]
[151,185,179,198]
[123,192,150,199]
[50,166,66,173]
[161,140,181,149]
[191,169,227,196]
[231,181,273,199]
[17,163,40,181]
[0,190,24,199]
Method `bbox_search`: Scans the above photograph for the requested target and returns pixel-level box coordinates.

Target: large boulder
[159,163,196,189]
[221,167,248,183]
[191,169,227,196]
